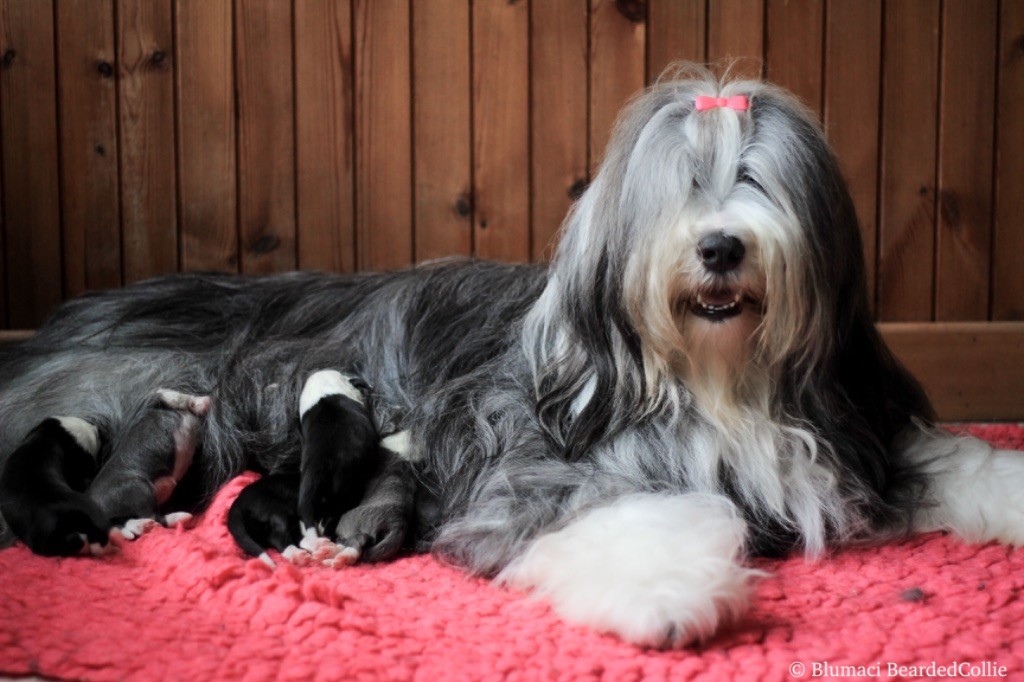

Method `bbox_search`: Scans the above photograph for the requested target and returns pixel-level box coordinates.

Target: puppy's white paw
[497,493,761,648]
[322,546,360,569]
[110,513,189,542]
[299,525,333,553]
[163,512,193,528]
[76,534,118,557]
[284,528,360,568]
[112,517,159,541]
[281,545,313,566]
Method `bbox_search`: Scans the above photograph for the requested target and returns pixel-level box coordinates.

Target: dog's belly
[0,261,548,481]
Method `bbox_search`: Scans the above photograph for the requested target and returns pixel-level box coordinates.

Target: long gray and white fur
[1,65,1022,647]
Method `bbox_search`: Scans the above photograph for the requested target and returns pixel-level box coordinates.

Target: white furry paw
[903,430,1024,545]
[112,517,159,541]
[163,512,193,528]
[497,493,761,648]
[77,534,119,557]
[283,527,360,568]
[109,513,191,542]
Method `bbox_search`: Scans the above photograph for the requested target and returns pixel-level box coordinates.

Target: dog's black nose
[697,233,745,273]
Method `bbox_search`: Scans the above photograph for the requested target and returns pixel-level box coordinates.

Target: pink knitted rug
[1,425,1022,681]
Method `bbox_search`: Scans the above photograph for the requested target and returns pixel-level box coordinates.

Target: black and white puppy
[0,417,107,556]
[0,388,207,553]
[297,371,377,538]
[228,370,412,567]
[229,371,376,567]
[227,472,301,566]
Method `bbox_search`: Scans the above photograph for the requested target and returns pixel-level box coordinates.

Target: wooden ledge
[1,323,1022,421]
[880,322,1024,422]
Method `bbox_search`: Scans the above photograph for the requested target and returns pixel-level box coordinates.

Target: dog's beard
[624,215,774,425]
[679,297,766,428]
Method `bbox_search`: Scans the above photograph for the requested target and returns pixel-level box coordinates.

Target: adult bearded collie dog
[0,67,1021,647]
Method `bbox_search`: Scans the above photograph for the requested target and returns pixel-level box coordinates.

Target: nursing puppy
[0,389,208,554]
[227,473,302,566]
[228,371,383,567]
[0,417,106,556]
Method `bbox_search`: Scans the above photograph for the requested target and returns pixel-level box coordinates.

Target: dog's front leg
[432,446,759,647]
[495,492,760,648]
[903,427,1024,545]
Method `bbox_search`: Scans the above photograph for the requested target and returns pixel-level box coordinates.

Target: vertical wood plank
[176,0,237,273]
[118,0,178,283]
[0,1,63,327]
[707,0,763,80]
[235,0,296,274]
[824,0,881,313]
[877,0,940,321]
[935,0,997,321]
[473,0,529,261]
[589,0,646,170]
[766,0,823,116]
[647,0,706,82]
[296,0,355,272]
[354,0,411,270]
[0,118,4,327]
[413,0,471,262]
[57,0,121,297]
[993,0,1024,320]
[531,0,588,261]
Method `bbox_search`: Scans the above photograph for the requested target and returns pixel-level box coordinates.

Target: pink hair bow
[694,95,750,112]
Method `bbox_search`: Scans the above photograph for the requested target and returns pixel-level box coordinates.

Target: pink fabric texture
[1,424,1022,681]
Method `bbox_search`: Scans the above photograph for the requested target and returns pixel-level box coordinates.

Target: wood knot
[568,178,589,200]
[94,144,106,157]
[454,194,473,219]
[917,185,929,197]
[614,0,647,23]
[938,189,962,229]
[479,219,489,230]
[1,49,15,69]
[149,50,168,68]
[250,235,281,255]
[1012,34,1024,58]
[97,60,114,78]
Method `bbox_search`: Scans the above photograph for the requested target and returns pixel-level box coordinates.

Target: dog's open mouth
[688,289,761,322]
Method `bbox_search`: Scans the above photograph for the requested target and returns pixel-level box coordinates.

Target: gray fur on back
[0,261,546,534]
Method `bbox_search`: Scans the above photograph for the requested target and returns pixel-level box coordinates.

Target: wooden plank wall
[0,0,1020,331]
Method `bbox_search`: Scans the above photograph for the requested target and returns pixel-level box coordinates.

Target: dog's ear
[780,305,933,500]
[533,245,651,463]
[780,117,933,454]
[836,311,935,443]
